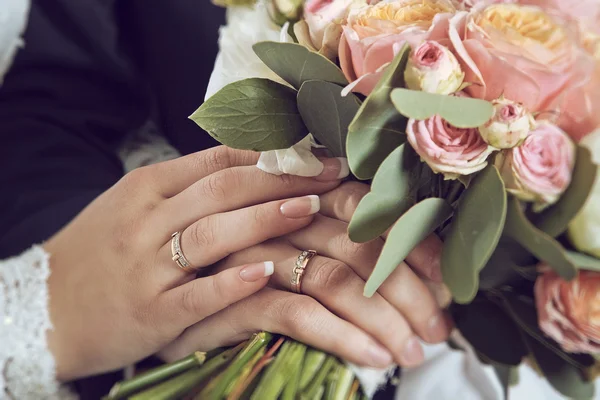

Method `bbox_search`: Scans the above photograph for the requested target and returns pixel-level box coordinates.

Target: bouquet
[109,0,600,398]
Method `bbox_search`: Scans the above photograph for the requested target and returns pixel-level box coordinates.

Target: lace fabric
[0,246,76,400]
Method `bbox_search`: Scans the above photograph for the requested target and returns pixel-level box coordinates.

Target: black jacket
[0,0,224,258]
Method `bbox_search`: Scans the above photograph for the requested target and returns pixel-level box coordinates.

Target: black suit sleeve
[0,0,150,258]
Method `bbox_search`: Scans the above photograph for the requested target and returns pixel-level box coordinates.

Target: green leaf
[190,78,307,151]
[503,196,576,279]
[253,42,347,90]
[442,165,507,304]
[451,300,527,366]
[533,146,598,237]
[364,198,452,297]
[390,89,494,128]
[478,237,536,291]
[297,81,361,157]
[565,251,600,272]
[348,144,421,243]
[346,45,410,180]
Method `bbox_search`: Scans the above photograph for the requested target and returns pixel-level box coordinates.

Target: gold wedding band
[291,250,317,294]
[170,232,197,273]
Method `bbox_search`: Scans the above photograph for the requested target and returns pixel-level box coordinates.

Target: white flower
[256,134,324,176]
[568,129,600,258]
[404,41,464,95]
[478,98,535,149]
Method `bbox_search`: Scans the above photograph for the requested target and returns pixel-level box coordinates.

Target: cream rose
[568,129,600,258]
[449,4,596,135]
[535,269,600,353]
[496,121,575,209]
[404,41,464,94]
[406,114,496,179]
[478,98,535,149]
[338,0,457,96]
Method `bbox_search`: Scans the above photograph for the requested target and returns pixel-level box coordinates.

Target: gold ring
[291,250,317,294]
[170,232,197,273]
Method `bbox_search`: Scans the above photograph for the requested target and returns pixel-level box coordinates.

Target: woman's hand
[159,182,451,368]
[43,146,348,381]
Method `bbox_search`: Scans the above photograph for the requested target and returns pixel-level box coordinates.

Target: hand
[158,182,451,368]
[43,146,347,380]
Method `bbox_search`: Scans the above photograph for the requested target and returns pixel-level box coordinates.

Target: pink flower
[406,114,495,179]
[535,269,600,353]
[338,0,457,96]
[478,97,535,149]
[456,0,516,10]
[519,0,600,34]
[496,121,575,209]
[449,4,596,136]
[404,41,465,94]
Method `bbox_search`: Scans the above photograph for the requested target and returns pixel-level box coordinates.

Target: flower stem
[299,348,326,390]
[198,332,272,400]
[281,341,305,400]
[251,340,307,400]
[129,343,245,400]
[105,352,206,399]
[347,379,360,400]
[332,364,354,400]
[300,355,336,400]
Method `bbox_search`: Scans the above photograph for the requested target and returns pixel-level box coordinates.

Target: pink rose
[535,269,600,353]
[519,0,600,34]
[456,0,516,10]
[496,121,575,208]
[338,0,457,96]
[406,113,495,179]
[404,41,465,94]
[449,4,596,130]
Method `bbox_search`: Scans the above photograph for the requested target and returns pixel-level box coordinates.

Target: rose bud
[404,41,465,95]
[267,0,304,25]
[535,269,600,353]
[569,129,600,258]
[495,121,575,210]
[406,114,496,180]
[478,98,535,149]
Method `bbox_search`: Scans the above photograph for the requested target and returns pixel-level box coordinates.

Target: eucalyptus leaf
[504,196,576,280]
[348,144,421,243]
[346,45,410,180]
[565,251,600,272]
[534,146,597,237]
[297,81,360,157]
[364,198,452,297]
[190,78,307,151]
[253,42,347,90]
[390,89,494,128]
[521,333,594,399]
[441,165,507,304]
[478,237,536,291]
[451,300,527,366]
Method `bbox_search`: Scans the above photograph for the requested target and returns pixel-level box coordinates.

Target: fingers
[158,288,393,369]
[286,215,451,345]
[403,234,444,282]
[156,196,321,281]
[157,261,274,330]
[150,158,348,241]
[215,242,426,367]
[148,146,260,198]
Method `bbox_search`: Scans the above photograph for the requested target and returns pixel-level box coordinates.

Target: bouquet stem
[105,352,206,399]
[299,348,327,390]
[301,355,336,399]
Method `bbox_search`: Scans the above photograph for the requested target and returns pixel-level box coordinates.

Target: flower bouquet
[109,0,600,398]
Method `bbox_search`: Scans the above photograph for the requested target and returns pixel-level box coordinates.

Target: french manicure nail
[314,158,350,182]
[366,342,393,368]
[280,195,320,218]
[427,314,451,343]
[401,337,424,366]
[239,261,275,282]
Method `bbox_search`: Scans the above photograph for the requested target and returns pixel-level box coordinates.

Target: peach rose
[496,121,575,209]
[338,0,457,96]
[406,114,496,179]
[449,4,596,125]
[519,0,600,34]
[535,269,600,353]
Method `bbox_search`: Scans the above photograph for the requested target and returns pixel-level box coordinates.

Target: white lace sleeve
[0,246,76,400]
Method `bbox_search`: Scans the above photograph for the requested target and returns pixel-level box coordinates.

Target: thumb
[158,261,274,329]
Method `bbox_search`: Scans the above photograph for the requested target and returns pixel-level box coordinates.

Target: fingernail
[240,261,275,282]
[280,195,320,218]
[366,342,393,368]
[427,314,451,343]
[315,158,350,182]
[401,337,424,367]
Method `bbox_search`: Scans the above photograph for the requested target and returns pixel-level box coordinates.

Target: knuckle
[201,172,229,202]
[276,173,297,189]
[181,285,203,316]
[336,235,381,265]
[189,219,215,250]
[279,296,322,334]
[203,146,233,172]
[313,260,354,293]
[340,182,370,213]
